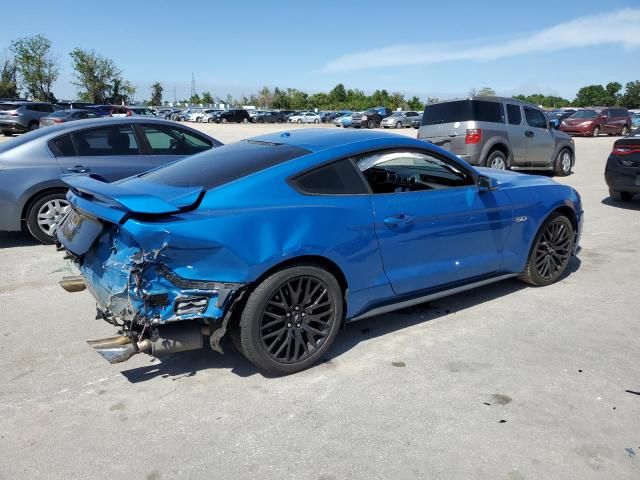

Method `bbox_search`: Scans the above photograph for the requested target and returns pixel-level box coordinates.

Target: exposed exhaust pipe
[59,276,86,293]
[88,323,204,364]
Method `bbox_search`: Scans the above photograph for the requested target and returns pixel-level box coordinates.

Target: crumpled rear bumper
[77,225,245,326]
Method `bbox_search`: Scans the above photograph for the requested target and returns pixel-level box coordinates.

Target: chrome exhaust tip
[88,336,151,364]
[59,276,86,293]
[88,324,204,364]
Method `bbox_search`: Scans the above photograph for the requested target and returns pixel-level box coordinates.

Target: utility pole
[173,85,177,104]
[190,73,196,99]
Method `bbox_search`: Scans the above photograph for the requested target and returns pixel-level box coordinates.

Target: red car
[560,108,632,137]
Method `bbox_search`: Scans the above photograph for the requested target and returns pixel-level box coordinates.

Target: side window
[357,150,473,194]
[72,125,140,156]
[293,159,369,195]
[50,135,76,157]
[506,104,522,125]
[139,124,212,155]
[524,107,548,129]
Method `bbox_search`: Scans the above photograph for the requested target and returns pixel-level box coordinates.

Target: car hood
[563,118,594,125]
[476,167,559,189]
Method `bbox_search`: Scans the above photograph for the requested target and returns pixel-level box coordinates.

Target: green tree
[201,91,214,104]
[272,87,290,109]
[605,82,622,106]
[477,86,496,96]
[189,93,201,104]
[0,52,18,98]
[11,34,58,101]
[573,85,609,107]
[328,83,347,107]
[308,92,329,109]
[69,48,121,103]
[109,78,135,105]
[407,96,423,111]
[620,81,640,109]
[149,82,163,105]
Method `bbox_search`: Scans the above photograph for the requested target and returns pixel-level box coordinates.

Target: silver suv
[0,101,57,136]
[417,97,575,176]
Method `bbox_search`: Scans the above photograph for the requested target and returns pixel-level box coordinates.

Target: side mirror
[478,175,498,192]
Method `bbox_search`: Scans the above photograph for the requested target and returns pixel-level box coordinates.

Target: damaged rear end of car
[56,175,247,364]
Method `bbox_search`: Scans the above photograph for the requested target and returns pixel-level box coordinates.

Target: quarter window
[51,135,76,157]
[73,125,140,156]
[357,150,473,194]
[139,124,212,155]
[293,159,369,195]
[506,104,522,125]
[524,107,548,129]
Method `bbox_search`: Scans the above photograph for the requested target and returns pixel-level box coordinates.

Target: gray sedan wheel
[26,192,70,244]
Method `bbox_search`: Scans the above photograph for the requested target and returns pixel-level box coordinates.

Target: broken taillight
[465,128,482,144]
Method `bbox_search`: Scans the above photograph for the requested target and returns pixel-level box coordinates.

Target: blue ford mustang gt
[56,129,583,375]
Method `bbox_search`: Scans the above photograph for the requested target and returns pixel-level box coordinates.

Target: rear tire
[28,121,39,131]
[221,118,227,124]
[2,131,12,136]
[239,265,343,375]
[367,120,375,129]
[554,148,572,176]
[25,191,70,244]
[485,150,508,170]
[592,126,600,137]
[518,213,574,286]
[396,121,402,129]
[242,118,249,124]
[609,188,633,202]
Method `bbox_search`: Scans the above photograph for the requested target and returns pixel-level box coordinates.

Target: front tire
[592,126,600,137]
[396,121,402,129]
[26,191,70,244]
[242,118,249,124]
[620,125,629,136]
[367,120,375,129]
[221,118,227,124]
[239,265,343,375]
[554,148,572,176]
[609,188,633,202]
[519,213,574,286]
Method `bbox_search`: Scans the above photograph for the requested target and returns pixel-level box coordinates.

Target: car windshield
[390,112,403,117]
[138,140,311,190]
[571,110,598,118]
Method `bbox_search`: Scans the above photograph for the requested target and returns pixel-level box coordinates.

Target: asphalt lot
[1,124,640,480]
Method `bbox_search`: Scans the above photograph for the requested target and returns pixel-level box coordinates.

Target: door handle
[66,165,90,173]
[384,214,414,228]
[525,131,534,137]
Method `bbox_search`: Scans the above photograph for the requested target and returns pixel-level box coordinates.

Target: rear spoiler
[61,175,204,225]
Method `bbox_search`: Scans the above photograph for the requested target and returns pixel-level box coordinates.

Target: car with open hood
[56,128,583,375]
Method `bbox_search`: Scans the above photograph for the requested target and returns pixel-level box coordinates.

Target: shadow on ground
[0,231,38,248]
[601,196,640,211]
[119,257,580,382]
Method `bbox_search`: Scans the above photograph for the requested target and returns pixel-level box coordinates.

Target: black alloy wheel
[239,265,343,375]
[519,214,574,286]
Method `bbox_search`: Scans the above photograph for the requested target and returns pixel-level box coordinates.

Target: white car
[196,109,222,122]
[187,110,205,122]
[288,112,321,124]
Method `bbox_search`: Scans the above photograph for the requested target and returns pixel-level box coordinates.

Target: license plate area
[56,208,103,256]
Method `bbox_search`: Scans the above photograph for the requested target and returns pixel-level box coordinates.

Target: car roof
[0,117,219,154]
[247,128,421,153]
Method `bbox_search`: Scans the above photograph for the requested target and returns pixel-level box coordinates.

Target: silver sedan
[380,111,421,128]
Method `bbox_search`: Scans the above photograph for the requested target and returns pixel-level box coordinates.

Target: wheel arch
[250,255,348,296]
[20,186,68,223]
[480,139,512,166]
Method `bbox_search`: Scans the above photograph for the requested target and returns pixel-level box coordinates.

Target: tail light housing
[126,110,132,117]
[53,119,63,124]
[465,128,482,144]
[612,144,640,156]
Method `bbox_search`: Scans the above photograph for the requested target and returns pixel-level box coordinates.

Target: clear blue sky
[2,0,640,102]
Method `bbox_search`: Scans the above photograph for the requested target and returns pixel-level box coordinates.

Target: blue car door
[358,149,513,295]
